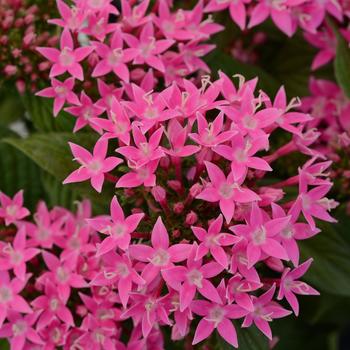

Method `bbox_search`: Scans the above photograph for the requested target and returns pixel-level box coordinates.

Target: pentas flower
[197,161,260,223]
[129,217,192,283]
[90,252,145,308]
[242,285,292,339]
[65,91,105,132]
[214,134,272,180]
[0,227,40,280]
[92,97,131,145]
[123,22,174,73]
[37,28,94,80]
[0,190,30,226]
[32,280,74,329]
[36,77,80,116]
[191,214,240,268]
[92,29,139,82]
[39,251,87,300]
[278,259,319,316]
[0,271,32,327]
[120,0,150,28]
[226,274,262,311]
[88,196,144,255]
[0,311,44,350]
[191,280,248,347]
[162,246,224,311]
[63,137,123,192]
[189,112,237,148]
[115,160,159,188]
[205,0,248,30]
[116,125,165,168]
[163,119,200,158]
[230,203,290,268]
[291,173,337,230]
[121,293,171,338]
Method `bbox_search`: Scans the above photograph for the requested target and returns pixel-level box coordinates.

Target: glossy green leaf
[0,127,46,210]
[334,28,350,98]
[22,93,75,132]
[300,217,350,296]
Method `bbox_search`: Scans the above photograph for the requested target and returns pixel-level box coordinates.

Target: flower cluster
[30,0,339,348]
[300,78,350,210]
[206,0,348,38]
[0,0,58,92]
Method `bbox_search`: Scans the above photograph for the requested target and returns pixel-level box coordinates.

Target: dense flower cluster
[0,0,58,92]
[23,0,340,348]
[206,0,349,37]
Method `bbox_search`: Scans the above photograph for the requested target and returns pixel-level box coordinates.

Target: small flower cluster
[206,0,348,38]
[0,0,59,92]
[300,78,350,210]
[31,0,338,348]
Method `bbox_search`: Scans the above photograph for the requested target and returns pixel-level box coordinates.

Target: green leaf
[22,93,75,132]
[3,132,112,213]
[0,127,46,210]
[41,171,80,211]
[334,27,350,98]
[0,339,10,350]
[299,217,350,296]
[0,88,25,126]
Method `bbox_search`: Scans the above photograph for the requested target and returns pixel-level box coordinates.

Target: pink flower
[92,97,131,145]
[0,190,30,226]
[191,214,240,268]
[191,281,248,347]
[129,217,192,283]
[32,280,74,329]
[230,203,290,268]
[0,227,40,280]
[65,91,105,132]
[0,311,43,350]
[116,125,165,168]
[189,112,237,148]
[121,293,171,338]
[39,251,87,300]
[37,28,94,80]
[92,29,139,82]
[290,173,337,230]
[163,119,200,158]
[242,285,291,339]
[226,274,262,311]
[63,137,123,192]
[214,134,272,180]
[36,77,80,116]
[0,271,32,327]
[90,252,145,308]
[123,22,174,72]
[87,196,144,255]
[115,160,160,188]
[197,161,260,223]
[278,259,319,316]
[205,0,248,30]
[162,245,224,311]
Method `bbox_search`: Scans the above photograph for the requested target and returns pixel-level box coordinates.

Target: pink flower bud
[265,257,284,272]
[173,202,184,214]
[189,183,203,198]
[16,80,26,94]
[185,211,197,225]
[76,305,88,317]
[258,187,284,206]
[172,229,181,238]
[160,156,170,169]
[151,186,166,203]
[167,180,182,192]
[4,65,17,76]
